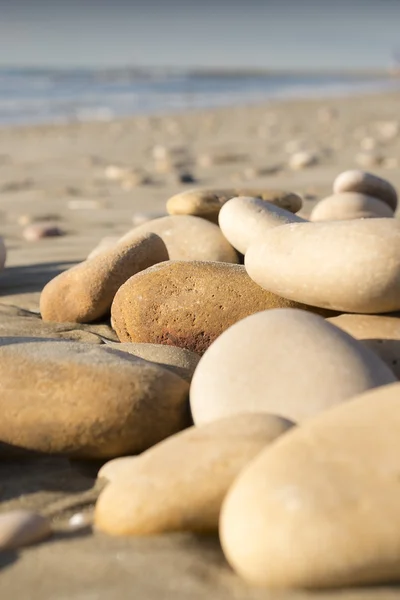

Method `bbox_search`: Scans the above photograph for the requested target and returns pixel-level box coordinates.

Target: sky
[1,0,400,70]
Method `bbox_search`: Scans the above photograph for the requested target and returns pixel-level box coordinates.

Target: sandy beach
[1,90,400,598]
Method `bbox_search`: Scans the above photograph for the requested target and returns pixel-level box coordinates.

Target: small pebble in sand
[375,120,399,140]
[120,171,151,190]
[360,136,377,151]
[355,151,383,168]
[104,165,128,181]
[174,171,196,184]
[23,223,64,241]
[333,169,397,210]
[0,510,51,550]
[288,151,317,170]
[68,513,92,530]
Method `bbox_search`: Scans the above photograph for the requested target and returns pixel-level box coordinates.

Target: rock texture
[40,232,168,323]
[245,218,400,313]
[103,342,200,382]
[190,308,396,424]
[95,413,294,535]
[0,339,189,458]
[220,382,400,589]
[119,215,238,263]
[111,261,334,354]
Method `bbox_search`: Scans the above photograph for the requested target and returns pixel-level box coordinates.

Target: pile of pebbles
[2,169,400,590]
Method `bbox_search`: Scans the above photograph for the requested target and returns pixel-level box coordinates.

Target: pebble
[41,232,168,323]
[288,151,317,170]
[104,165,128,181]
[68,513,92,530]
[119,215,238,263]
[95,413,294,535]
[220,382,400,588]
[375,120,399,140]
[190,308,395,425]
[310,192,394,221]
[355,151,383,168]
[327,313,400,379]
[0,339,189,458]
[333,169,398,210]
[23,223,64,241]
[112,262,337,355]
[245,219,400,313]
[166,188,302,223]
[0,510,51,550]
[103,342,200,382]
[219,196,306,254]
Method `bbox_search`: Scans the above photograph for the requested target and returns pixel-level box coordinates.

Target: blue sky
[1,0,400,69]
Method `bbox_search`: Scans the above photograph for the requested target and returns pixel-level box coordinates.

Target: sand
[1,91,400,598]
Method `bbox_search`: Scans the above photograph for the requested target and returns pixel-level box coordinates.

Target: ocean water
[1,68,400,126]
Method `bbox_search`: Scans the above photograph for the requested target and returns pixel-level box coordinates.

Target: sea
[1,67,400,127]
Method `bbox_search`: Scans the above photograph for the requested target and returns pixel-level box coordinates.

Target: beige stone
[0,510,51,550]
[190,309,395,425]
[119,216,238,263]
[245,219,400,313]
[0,339,189,459]
[220,382,400,589]
[40,232,168,323]
[333,169,397,210]
[95,413,294,535]
[288,151,317,170]
[166,188,302,223]
[0,305,118,343]
[328,313,400,379]
[219,197,306,254]
[23,223,64,241]
[310,192,394,221]
[103,342,200,382]
[111,262,334,355]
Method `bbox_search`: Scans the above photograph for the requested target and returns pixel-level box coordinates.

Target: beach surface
[1,90,400,598]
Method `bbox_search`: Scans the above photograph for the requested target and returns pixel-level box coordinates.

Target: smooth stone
[288,151,317,170]
[103,342,200,382]
[0,510,51,550]
[111,262,335,355]
[22,223,64,241]
[310,192,394,221]
[333,169,398,210]
[245,219,400,313]
[328,313,400,379]
[95,413,294,535]
[40,232,168,323]
[220,382,400,589]
[166,188,302,223]
[190,308,395,425]
[219,196,306,254]
[0,339,189,459]
[119,215,238,263]
[313,191,393,219]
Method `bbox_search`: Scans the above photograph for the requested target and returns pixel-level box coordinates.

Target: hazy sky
[1,0,400,70]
